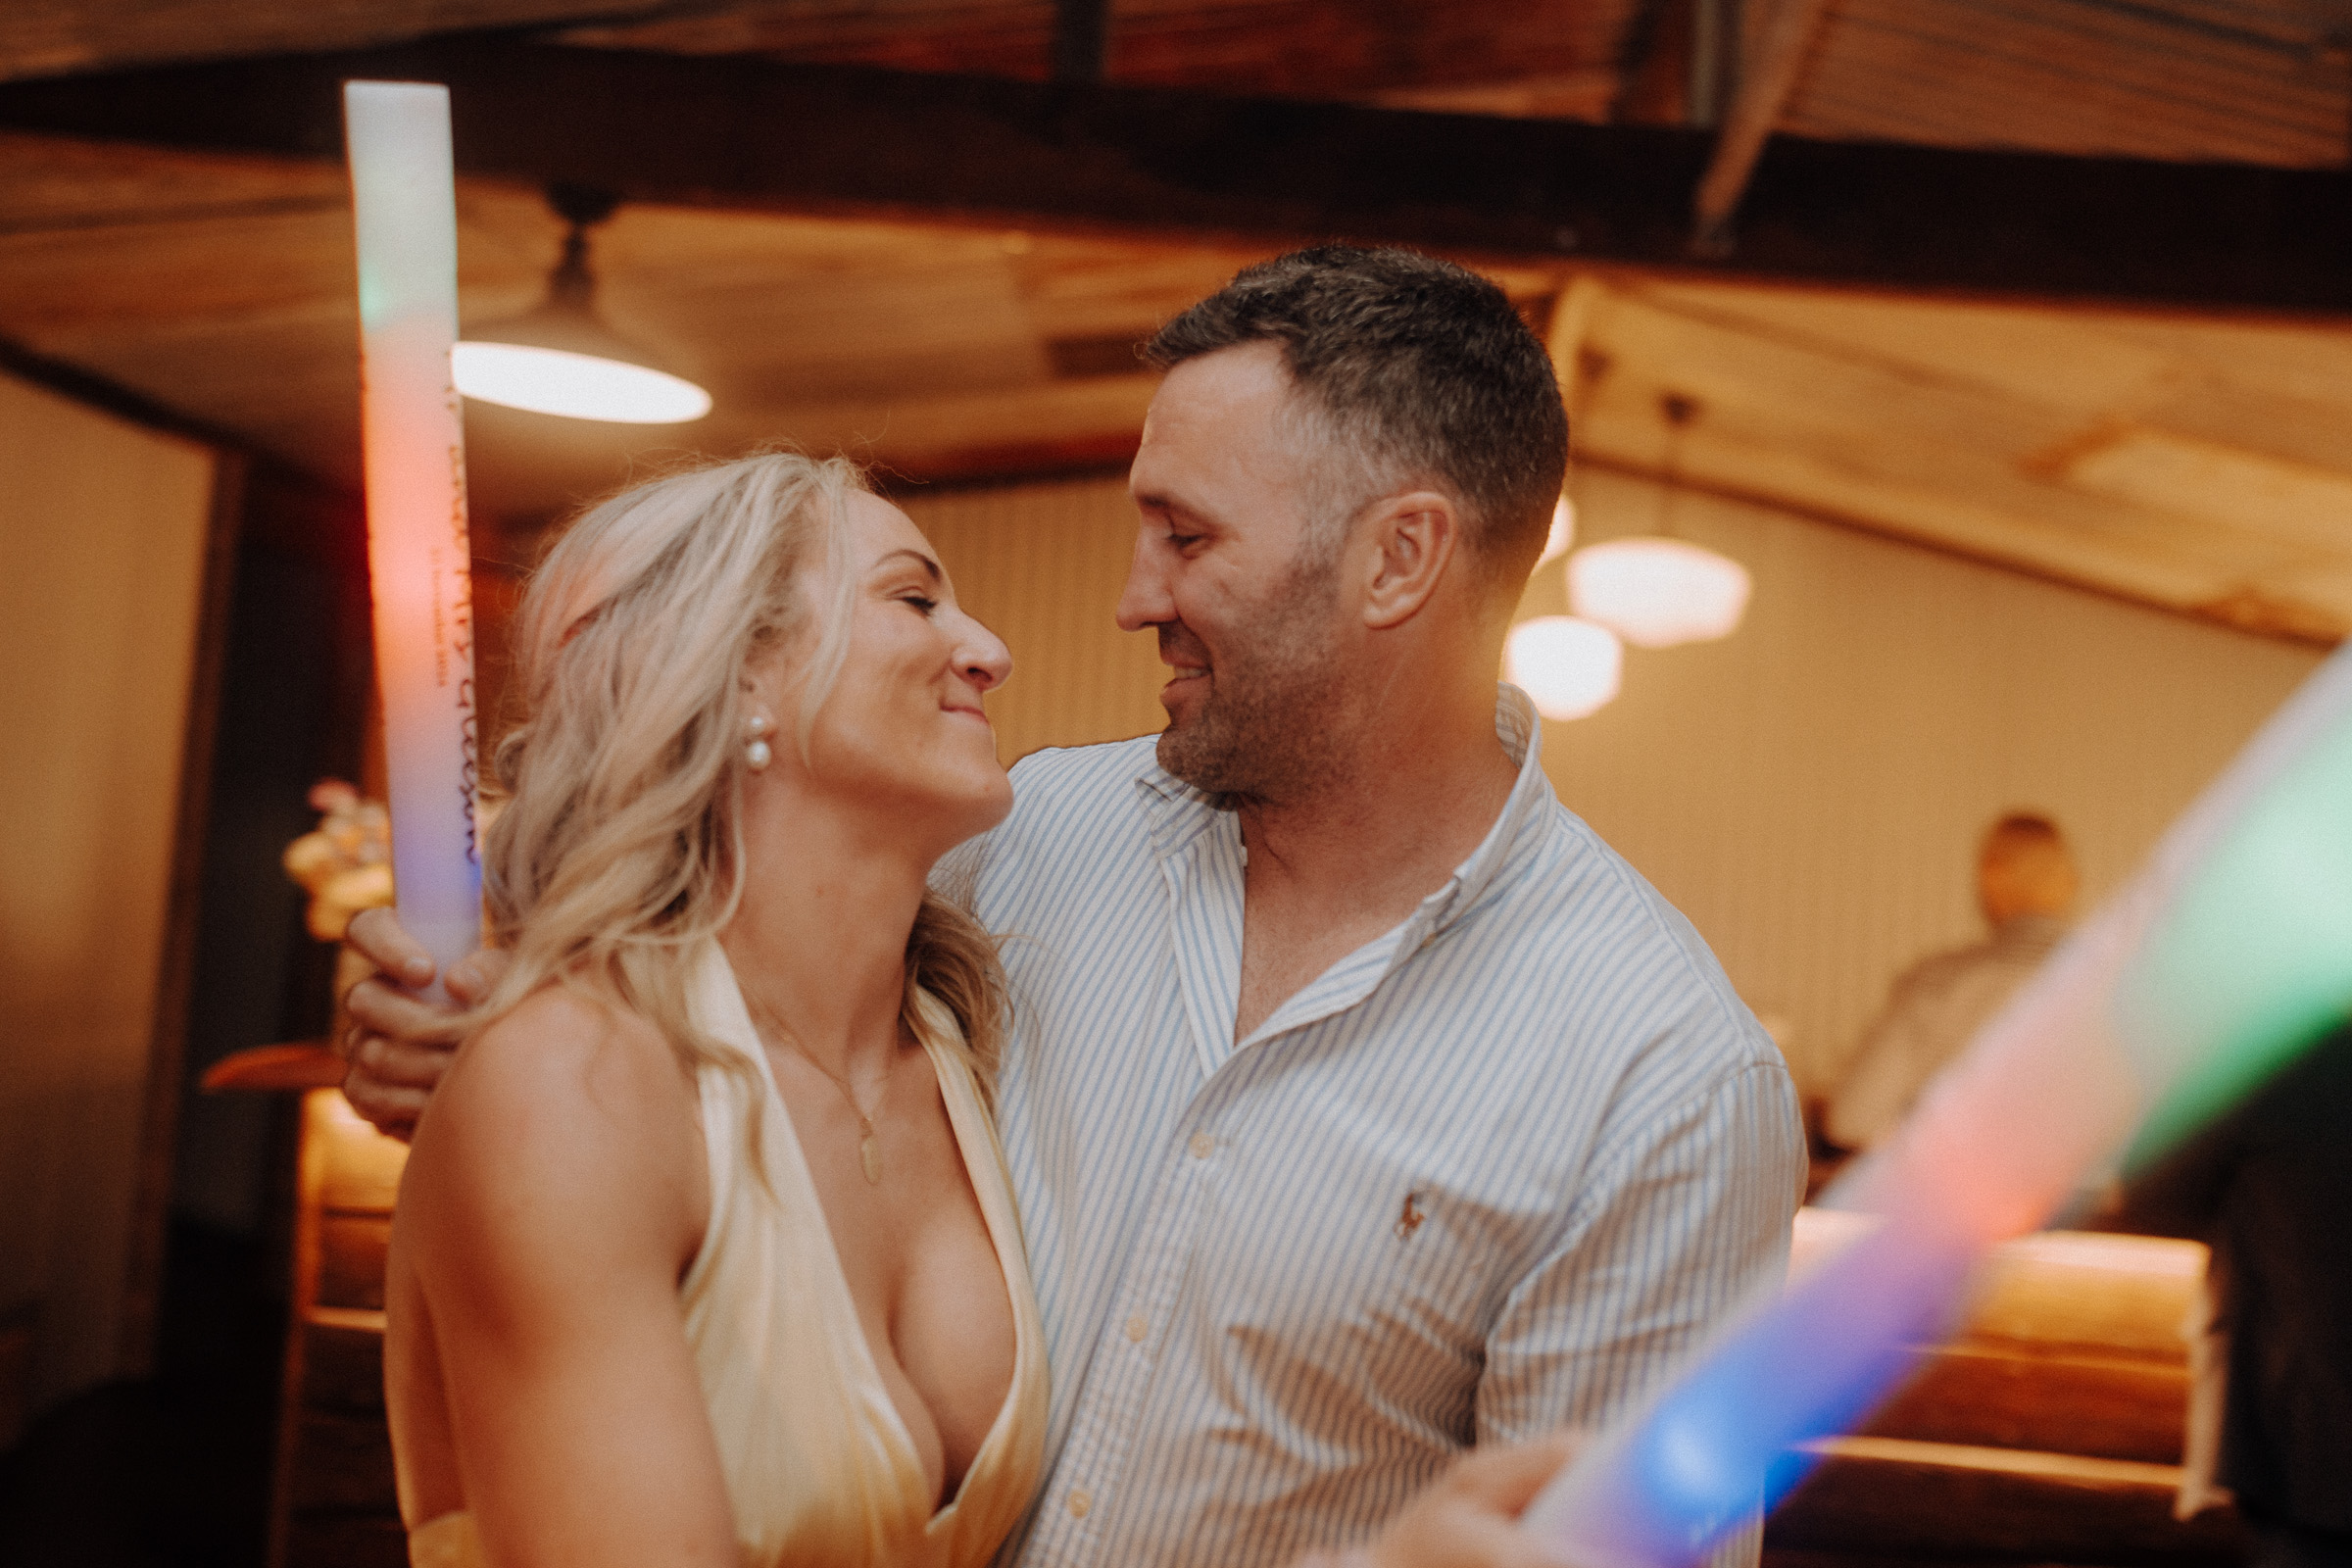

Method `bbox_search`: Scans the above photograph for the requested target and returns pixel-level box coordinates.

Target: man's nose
[1115,532,1172,633]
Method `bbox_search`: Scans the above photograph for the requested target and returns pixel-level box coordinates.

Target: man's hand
[338,906,506,1141]
[1293,1434,1580,1568]
[1370,1433,1579,1568]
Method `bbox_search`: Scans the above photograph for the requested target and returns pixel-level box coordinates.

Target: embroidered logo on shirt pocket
[1396,1191,1425,1241]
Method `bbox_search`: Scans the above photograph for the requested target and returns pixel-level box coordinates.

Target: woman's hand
[338,906,509,1139]
[1297,1433,1582,1568]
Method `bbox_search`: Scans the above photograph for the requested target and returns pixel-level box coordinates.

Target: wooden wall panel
[0,368,218,1415]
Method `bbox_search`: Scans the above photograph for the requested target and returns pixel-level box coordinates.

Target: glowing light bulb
[1569,538,1750,648]
[1537,495,1577,568]
[1505,615,1622,720]
[452,341,711,424]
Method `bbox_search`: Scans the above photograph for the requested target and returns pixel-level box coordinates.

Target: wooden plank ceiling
[1559,275,2352,643]
[15,1,2343,166]
[1,1,2348,641]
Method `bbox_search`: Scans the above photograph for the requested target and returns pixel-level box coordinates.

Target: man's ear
[1359,490,1460,630]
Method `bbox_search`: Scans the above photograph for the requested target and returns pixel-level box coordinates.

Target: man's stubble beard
[1154,553,1350,803]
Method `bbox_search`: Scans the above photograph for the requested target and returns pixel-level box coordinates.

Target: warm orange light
[1505,615,1622,720]
[1569,538,1751,648]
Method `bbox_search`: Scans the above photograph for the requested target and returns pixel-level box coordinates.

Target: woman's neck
[719,795,929,1080]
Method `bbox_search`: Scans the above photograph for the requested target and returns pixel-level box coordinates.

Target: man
[1827,812,2077,1153]
[347,246,1803,1564]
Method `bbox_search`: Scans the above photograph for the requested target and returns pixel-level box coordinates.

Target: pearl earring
[744,713,773,772]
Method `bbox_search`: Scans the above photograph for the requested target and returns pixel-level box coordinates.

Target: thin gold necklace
[746,996,888,1186]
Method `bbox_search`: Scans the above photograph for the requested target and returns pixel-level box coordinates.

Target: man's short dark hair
[1144,245,1569,588]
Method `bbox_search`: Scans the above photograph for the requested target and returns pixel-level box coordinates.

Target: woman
[385,452,1046,1568]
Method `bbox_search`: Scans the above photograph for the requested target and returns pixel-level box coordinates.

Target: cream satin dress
[401,943,1049,1568]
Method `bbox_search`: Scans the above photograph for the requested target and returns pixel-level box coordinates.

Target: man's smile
[1157,625,1212,698]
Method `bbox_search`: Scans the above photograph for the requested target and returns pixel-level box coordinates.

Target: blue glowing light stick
[1524,641,2352,1567]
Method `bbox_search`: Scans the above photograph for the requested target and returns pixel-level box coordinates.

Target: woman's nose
[957,614,1012,693]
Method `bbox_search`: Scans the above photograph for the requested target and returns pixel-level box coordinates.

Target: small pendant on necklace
[859,1132,883,1186]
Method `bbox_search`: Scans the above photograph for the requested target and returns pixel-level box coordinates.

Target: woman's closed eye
[900,593,940,617]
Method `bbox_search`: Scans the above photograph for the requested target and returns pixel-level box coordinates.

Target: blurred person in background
[1827,812,2078,1152]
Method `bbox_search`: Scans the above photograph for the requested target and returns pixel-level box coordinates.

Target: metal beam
[0,37,2346,314]
[1692,0,1831,253]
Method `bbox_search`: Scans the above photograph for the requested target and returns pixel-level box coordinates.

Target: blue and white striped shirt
[943,688,1804,1567]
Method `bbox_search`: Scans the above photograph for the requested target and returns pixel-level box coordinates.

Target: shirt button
[1124,1314,1148,1343]
[1067,1489,1093,1519]
[1188,1132,1215,1158]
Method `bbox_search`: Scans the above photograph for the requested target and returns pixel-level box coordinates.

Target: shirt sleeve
[1475,1059,1803,1563]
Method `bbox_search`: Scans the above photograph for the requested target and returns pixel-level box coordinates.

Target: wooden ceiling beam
[1051,0,1108,85]
[0,1,676,83]
[0,36,2347,314]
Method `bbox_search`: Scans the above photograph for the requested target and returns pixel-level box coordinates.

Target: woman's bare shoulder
[401,984,708,1281]
[452,986,696,1120]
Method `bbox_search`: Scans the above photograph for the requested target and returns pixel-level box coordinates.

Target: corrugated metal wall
[1549,466,2321,1099]
[904,467,2324,1102]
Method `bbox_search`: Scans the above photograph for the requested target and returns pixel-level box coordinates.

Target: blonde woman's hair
[459,451,1006,1115]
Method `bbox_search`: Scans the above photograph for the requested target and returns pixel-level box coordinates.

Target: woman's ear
[1359,490,1460,631]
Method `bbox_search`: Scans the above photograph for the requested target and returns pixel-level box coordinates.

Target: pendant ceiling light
[1567,391,1749,647]
[1569,537,1752,648]
[452,183,711,425]
[1536,494,1577,569]
[1505,615,1623,721]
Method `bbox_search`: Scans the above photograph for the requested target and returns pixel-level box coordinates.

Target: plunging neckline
[713,958,1028,1524]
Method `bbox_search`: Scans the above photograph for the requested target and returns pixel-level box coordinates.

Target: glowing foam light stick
[1525,642,2352,1568]
[344,81,480,1000]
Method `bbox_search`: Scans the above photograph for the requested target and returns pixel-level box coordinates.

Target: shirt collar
[1131,682,1556,946]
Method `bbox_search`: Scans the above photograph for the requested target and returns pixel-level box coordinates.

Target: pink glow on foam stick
[345,81,479,998]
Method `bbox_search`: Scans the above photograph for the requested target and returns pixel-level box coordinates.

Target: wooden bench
[269,1083,408,1568]
[1766,1215,2248,1567]
[241,1080,2248,1568]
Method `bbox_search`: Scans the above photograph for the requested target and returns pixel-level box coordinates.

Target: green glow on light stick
[2113,709,2352,1170]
